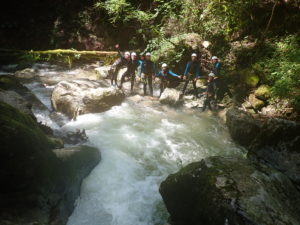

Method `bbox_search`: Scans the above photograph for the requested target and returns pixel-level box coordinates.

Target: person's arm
[156,71,162,77]
[184,63,190,76]
[168,70,180,78]
[138,61,143,77]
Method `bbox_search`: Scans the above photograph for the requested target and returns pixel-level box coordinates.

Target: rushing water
[9,63,244,225]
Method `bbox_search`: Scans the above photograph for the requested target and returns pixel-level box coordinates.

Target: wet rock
[0,90,33,116]
[160,156,300,225]
[95,65,111,79]
[0,75,47,111]
[51,79,125,118]
[242,100,252,109]
[248,93,265,110]
[14,68,37,79]
[159,88,183,106]
[261,104,277,116]
[0,101,100,225]
[60,129,89,145]
[254,85,271,100]
[226,108,300,185]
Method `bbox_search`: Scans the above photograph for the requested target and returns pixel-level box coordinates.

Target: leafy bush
[255,35,300,112]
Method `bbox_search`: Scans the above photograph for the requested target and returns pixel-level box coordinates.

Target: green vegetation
[1,0,299,114]
[0,49,118,68]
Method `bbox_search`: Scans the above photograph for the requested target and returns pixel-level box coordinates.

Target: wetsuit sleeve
[184,63,190,76]
[168,70,179,77]
[138,61,143,76]
[117,49,123,58]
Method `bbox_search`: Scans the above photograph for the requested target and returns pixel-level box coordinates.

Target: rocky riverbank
[160,107,300,225]
[0,76,101,225]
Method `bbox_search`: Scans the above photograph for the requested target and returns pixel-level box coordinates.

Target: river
[16,63,245,225]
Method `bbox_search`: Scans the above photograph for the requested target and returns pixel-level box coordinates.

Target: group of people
[109,45,230,111]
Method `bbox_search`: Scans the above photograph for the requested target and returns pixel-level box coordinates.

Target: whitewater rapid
[12,63,244,225]
[63,99,243,225]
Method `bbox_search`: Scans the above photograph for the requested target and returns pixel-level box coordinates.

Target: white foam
[67,100,244,225]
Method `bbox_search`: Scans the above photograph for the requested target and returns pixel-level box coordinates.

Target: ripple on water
[64,101,244,225]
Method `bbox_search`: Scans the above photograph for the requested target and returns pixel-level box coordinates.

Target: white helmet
[125,51,130,56]
[212,56,218,60]
[208,72,215,77]
[146,52,151,56]
[131,52,137,56]
[162,63,168,68]
[191,53,197,57]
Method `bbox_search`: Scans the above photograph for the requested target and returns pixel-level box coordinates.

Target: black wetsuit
[110,50,130,86]
[203,80,216,111]
[182,61,201,96]
[212,62,232,100]
[120,59,140,91]
[156,70,179,96]
[140,60,156,96]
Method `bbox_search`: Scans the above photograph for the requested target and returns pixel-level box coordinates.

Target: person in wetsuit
[156,63,181,96]
[119,52,140,92]
[202,72,217,111]
[182,53,201,97]
[139,52,156,96]
[110,44,131,87]
[211,56,232,100]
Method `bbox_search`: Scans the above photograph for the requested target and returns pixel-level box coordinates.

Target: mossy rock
[239,69,260,88]
[245,73,260,88]
[249,93,265,110]
[254,85,271,100]
[160,156,300,225]
[0,101,101,224]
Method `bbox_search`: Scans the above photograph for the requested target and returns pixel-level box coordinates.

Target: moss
[254,85,271,100]
[0,76,24,91]
[0,49,119,66]
[0,101,58,152]
[245,73,260,88]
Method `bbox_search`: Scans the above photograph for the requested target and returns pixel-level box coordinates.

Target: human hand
[183,76,187,80]
[115,44,119,49]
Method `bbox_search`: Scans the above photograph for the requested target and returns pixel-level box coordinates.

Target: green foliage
[255,35,300,112]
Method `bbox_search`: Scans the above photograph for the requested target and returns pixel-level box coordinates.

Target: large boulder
[0,101,100,225]
[51,79,125,118]
[226,108,300,185]
[159,88,183,106]
[160,156,300,225]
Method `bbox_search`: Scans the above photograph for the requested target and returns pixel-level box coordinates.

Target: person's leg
[142,73,147,95]
[130,73,135,92]
[111,67,117,85]
[203,97,208,111]
[192,80,198,96]
[148,74,153,96]
[207,96,212,110]
[120,70,128,88]
[182,79,189,95]
[160,81,163,97]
